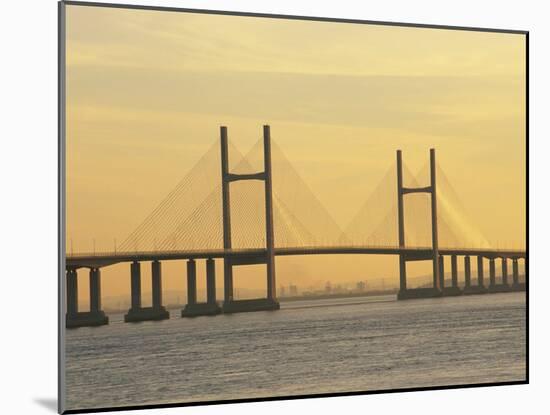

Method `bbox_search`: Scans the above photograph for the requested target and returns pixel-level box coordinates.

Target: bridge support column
[130,261,141,310]
[89,268,101,312]
[66,268,78,317]
[152,260,167,315]
[489,258,496,288]
[477,256,485,287]
[487,257,512,293]
[125,261,169,322]
[463,255,481,294]
[223,261,234,303]
[464,255,486,295]
[512,258,519,286]
[439,256,445,290]
[451,255,458,288]
[182,258,222,317]
[510,258,526,291]
[396,255,409,299]
[466,256,488,294]
[464,256,471,288]
[442,255,462,296]
[501,258,509,287]
[66,267,109,328]
[187,259,197,305]
[398,256,407,293]
[206,258,217,305]
[152,261,161,309]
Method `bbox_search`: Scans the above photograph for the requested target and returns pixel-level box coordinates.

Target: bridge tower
[220,125,280,313]
[396,149,442,300]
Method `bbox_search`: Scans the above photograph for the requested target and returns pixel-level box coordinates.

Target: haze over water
[65,292,526,410]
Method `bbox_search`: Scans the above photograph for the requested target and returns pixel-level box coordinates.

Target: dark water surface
[65,292,526,410]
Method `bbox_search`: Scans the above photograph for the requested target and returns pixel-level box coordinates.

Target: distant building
[325,281,332,293]
[280,286,286,297]
[356,281,366,292]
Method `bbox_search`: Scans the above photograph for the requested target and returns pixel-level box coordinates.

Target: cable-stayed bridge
[65,125,526,328]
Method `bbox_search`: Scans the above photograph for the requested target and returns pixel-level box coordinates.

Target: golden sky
[65,5,526,303]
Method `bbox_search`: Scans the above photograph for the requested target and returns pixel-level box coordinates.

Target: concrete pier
[66,268,77,316]
[513,258,519,286]
[182,258,222,317]
[130,261,141,310]
[464,256,487,294]
[187,259,197,305]
[439,256,445,290]
[206,258,217,305]
[125,261,169,322]
[464,256,471,288]
[501,258,509,286]
[486,258,512,293]
[152,260,164,310]
[66,267,109,329]
[510,258,526,291]
[489,258,496,288]
[451,255,458,288]
[463,255,484,294]
[443,255,462,296]
[477,256,485,288]
[89,268,101,312]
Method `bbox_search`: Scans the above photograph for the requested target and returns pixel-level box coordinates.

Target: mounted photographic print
[58,1,528,413]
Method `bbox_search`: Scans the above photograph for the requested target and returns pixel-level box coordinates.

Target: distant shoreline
[278,290,398,302]
[101,290,399,314]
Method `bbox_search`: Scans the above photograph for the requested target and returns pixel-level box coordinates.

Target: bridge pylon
[220,125,280,313]
[396,149,442,300]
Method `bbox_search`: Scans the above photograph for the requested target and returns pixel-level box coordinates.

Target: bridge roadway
[66,245,527,269]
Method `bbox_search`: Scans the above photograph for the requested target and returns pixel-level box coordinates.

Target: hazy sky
[65,5,526,303]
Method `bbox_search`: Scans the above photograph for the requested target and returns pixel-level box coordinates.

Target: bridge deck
[66,246,526,268]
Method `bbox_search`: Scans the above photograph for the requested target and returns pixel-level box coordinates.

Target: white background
[0,0,544,414]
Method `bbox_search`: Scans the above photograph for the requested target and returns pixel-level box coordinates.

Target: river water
[65,292,526,411]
